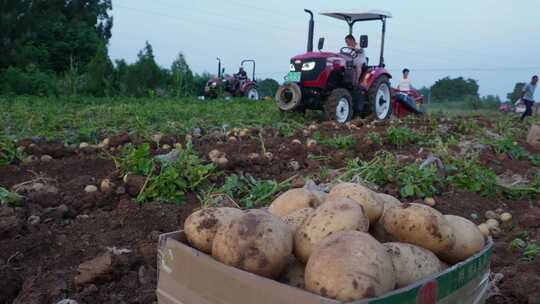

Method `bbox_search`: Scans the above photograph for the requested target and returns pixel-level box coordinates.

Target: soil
[0,119,538,304]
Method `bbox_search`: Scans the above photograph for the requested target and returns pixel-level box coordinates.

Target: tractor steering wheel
[340,47,358,58]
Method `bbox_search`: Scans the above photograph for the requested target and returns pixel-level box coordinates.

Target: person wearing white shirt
[397,68,412,92]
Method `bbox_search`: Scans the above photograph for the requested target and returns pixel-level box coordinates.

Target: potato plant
[313,132,356,150]
[138,141,215,204]
[118,143,154,176]
[385,126,418,147]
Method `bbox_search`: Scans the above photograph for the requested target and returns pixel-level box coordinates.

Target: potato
[440,215,485,263]
[478,223,490,237]
[268,188,322,217]
[305,231,395,301]
[212,209,293,279]
[381,203,455,255]
[371,194,402,242]
[279,257,305,289]
[282,208,314,233]
[327,182,383,224]
[384,242,446,288]
[376,193,402,206]
[184,207,244,254]
[294,197,369,263]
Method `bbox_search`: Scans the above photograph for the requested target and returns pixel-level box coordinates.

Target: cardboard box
[157,231,493,304]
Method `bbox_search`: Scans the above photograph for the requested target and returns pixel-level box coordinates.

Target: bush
[1,65,58,96]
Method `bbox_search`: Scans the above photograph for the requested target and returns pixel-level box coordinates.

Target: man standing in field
[520,75,538,121]
[397,68,412,92]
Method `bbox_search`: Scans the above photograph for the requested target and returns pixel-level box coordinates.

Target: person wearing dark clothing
[520,75,538,121]
[236,67,247,80]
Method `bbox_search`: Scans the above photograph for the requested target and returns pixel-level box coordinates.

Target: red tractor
[276,9,424,123]
[204,58,260,100]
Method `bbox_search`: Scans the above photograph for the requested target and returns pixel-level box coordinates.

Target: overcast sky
[109,0,540,99]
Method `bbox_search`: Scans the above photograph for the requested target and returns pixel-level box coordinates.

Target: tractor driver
[235,67,248,91]
[344,34,366,86]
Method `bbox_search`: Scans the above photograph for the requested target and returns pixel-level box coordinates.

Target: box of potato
[156,187,494,304]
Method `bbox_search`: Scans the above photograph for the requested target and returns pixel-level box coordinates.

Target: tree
[170,52,194,97]
[125,41,169,97]
[418,86,431,103]
[0,0,113,73]
[257,78,280,98]
[430,77,479,102]
[82,42,114,96]
[507,82,526,102]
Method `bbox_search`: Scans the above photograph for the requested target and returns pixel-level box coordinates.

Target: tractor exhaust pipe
[305,9,314,52]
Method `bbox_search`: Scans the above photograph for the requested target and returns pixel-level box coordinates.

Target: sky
[108,0,540,99]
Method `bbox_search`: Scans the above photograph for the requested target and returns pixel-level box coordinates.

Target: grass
[427,101,498,116]
[0,96,302,143]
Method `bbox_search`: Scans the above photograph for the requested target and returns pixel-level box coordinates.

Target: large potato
[268,188,322,217]
[282,208,314,233]
[384,242,446,288]
[305,231,395,301]
[382,203,455,255]
[327,183,383,224]
[371,193,402,242]
[212,209,293,278]
[294,197,369,263]
[279,257,305,289]
[440,215,485,263]
[184,207,244,253]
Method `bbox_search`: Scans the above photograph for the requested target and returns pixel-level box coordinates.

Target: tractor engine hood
[290,51,346,82]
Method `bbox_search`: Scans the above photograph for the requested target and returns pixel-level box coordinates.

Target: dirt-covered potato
[440,215,485,263]
[381,203,455,255]
[268,188,322,217]
[212,209,293,279]
[279,257,305,289]
[282,208,314,233]
[305,231,395,301]
[184,207,244,254]
[384,242,446,288]
[327,183,383,224]
[371,193,402,242]
[294,197,369,263]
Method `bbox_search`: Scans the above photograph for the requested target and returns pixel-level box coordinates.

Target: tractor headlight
[301,61,316,71]
[211,82,217,88]
[289,63,295,72]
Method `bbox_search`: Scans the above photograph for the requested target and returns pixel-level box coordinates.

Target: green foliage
[1,65,59,96]
[0,0,112,73]
[257,78,280,98]
[170,52,194,97]
[0,97,285,142]
[445,156,497,195]
[313,132,357,150]
[510,237,540,262]
[488,137,527,160]
[385,126,418,147]
[139,141,215,204]
[118,143,154,176]
[124,42,169,97]
[507,82,526,102]
[0,136,23,166]
[397,164,440,198]
[340,152,397,185]
[201,174,292,209]
[82,42,114,97]
[454,117,481,135]
[529,154,540,167]
[431,77,479,102]
[0,186,22,206]
[365,131,382,145]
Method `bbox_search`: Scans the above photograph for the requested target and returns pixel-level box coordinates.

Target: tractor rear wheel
[368,75,392,120]
[245,87,260,100]
[324,88,353,124]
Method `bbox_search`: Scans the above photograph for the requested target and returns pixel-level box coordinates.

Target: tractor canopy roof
[320,10,392,22]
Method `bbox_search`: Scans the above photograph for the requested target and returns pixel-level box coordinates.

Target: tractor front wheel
[276,83,303,112]
[324,88,353,124]
[368,76,392,120]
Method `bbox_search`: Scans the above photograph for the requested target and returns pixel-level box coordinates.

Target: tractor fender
[361,68,392,90]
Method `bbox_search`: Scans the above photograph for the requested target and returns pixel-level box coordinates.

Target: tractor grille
[290,58,326,81]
